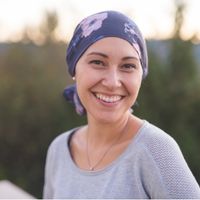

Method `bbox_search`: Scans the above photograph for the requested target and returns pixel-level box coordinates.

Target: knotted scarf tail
[63,84,86,116]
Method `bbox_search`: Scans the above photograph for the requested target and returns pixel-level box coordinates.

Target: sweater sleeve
[43,133,64,199]
[145,127,200,199]
[43,141,55,199]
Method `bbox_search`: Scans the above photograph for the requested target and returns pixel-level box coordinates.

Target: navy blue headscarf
[63,10,148,115]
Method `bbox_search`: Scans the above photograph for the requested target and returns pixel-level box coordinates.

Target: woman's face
[75,37,143,123]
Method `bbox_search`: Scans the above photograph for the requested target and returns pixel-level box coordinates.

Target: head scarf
[63,10,148,115]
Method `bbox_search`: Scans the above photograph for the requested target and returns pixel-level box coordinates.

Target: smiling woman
[43,10,200,199]
[75,37,143,124]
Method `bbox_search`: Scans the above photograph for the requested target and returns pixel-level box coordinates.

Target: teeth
[95,93,122,103]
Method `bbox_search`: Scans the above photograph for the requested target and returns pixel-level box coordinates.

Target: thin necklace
[86,129,125,171]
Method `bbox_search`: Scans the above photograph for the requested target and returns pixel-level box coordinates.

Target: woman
[43,10,200,199]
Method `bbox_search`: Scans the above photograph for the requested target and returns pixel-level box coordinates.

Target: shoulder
[137,121,186,170]
[139,121,180,154]
[137,121,200,198]
[44,127,79,175]
[136,121,200,198]
[46,127,78,158]
[48,130,71,149]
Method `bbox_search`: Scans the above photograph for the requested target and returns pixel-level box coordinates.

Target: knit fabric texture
[43,121,200,199]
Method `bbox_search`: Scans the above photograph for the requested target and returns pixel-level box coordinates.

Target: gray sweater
[43,121,200,199]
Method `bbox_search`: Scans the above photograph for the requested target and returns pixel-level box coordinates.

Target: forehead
[83,37,140,59]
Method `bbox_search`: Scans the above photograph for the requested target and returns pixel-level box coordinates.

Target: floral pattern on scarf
[124,22,141,58]
[80,12,108,37]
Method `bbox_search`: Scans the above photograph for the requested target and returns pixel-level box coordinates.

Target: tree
[40,11,58,43]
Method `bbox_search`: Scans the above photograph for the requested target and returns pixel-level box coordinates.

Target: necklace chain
[86,130,124,171]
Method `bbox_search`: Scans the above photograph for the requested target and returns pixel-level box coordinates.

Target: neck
[86,113,132,147]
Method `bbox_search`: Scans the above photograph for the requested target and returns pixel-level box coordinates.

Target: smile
[94,93,123,103]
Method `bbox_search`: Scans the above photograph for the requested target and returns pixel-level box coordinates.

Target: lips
[93,92,123,103]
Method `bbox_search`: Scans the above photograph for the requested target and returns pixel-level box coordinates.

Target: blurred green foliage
[0,4,200,198]
[0,41,86,197]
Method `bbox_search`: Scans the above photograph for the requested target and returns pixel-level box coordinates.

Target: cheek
[76,70,100,88]
[125,76,142,95]
[75,69,102,102]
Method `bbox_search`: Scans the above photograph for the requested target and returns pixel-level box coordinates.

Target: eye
[121,63,136,71]
[89,60,105,68]
[89,60,103,65]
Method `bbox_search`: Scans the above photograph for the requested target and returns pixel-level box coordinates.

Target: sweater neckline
[65,120,148,176]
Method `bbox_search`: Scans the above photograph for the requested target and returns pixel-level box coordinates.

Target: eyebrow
[87,52,108,58]
[87,52,139,60]
[122,56,139,61]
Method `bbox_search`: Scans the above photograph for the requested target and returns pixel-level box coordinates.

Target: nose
[102,69,122,90]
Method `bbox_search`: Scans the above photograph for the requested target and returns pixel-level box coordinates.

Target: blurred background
[0,0,200,198]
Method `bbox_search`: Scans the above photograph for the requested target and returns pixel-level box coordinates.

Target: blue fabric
[63,10,148,115]
[63,85,85,115]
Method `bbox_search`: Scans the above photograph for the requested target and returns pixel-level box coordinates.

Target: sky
[0,0,200,42]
